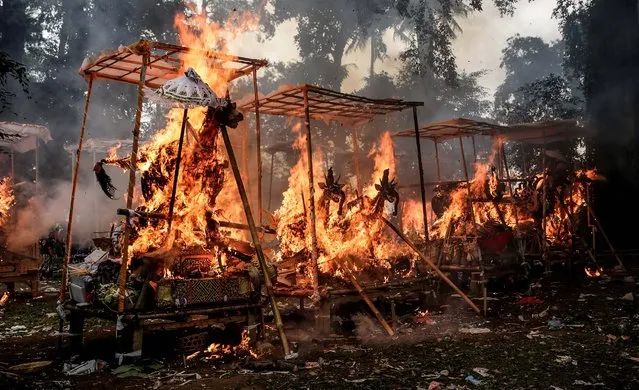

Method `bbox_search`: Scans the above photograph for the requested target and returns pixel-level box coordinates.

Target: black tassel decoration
[94,159,117,199]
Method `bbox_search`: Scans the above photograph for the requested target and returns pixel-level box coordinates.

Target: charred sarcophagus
[156,276,255,308]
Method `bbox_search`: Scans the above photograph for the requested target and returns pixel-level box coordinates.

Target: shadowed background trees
[0,0,638,248]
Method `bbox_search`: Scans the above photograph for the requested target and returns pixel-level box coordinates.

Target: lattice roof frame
[79,40,268,88]
[393,118,505,142]
[239,84,423,126]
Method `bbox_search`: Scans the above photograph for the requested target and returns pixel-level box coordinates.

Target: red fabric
[517,297,544,305]
[479,231,513,253]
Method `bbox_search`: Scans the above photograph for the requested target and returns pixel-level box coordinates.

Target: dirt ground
[1,269,638,390]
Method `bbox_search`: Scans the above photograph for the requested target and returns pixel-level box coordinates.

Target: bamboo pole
[118,54,148,313]
[241,116,249,188]
[434,141,441,182]
[351,127,363,195]
[167,108,189,233]
[303,88,320,303]
[541,130,547,264]
[586,201,625,269]
[458,137,476,224]
[413,107,429,241]
[219,124,291,356]
[501,143,524,258]
[35,138,39,196]
[340,256,394,337]
[267,152,275,211]
[381,217,481,314]
[59,75,94,304]
[92,150,98,233]
[471,136,477,163]
[253,68,262,226]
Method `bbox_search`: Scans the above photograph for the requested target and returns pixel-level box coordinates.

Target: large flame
[275,130,409,285]
[0,177,14,227]
[112,7,260,254]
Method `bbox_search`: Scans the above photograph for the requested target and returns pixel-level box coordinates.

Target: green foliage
[0,51,29,114]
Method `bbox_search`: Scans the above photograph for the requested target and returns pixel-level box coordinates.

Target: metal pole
[413,107,429,241]
[252,68,262,226]
[303,88,320,303]
[167,108,189,233]
[434,141,441,182]
[267,152,275,212]
[219,124,291,356]
[118,55,148,313]
[351,127,363,195]
[59,75,94,304]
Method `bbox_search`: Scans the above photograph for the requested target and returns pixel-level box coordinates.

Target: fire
[584,264,603,277]
[400,199,433,238]
[423,138,599,251]
[108,7,261,254]
[0,177,15,227]
[275,130,411,285]
[206,330,257,360]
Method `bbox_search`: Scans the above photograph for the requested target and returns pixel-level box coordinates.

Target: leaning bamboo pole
[118,54,148,313]
[167,108,189,233]
[253,68,263,226]
[351,127,363,196]
[412,107,429,241]
[59,75,94,304]
[219,124,291,356]
[381,217,481,314]
[339,256,394,337]
[303,88,320,304]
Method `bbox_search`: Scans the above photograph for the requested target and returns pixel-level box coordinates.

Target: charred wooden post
[268,151,275,211]
[303,88,321,304]
[253,68,263,226]
[500,143,524,258]
[351,127,363,195]
[413,106,429,241]
[541,130,548,266]
[586,200,625,269]
[241,114,249,192]
[59,74,94,304]
[434,140,442,182]
[471,135,478,163]
[219,124,291,356]
[118,53,148,313]
[167,108,189,233]
[458,137,477,225]
[381,217,481,314]
[341,256,394,337]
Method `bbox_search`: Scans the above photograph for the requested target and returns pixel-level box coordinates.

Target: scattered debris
[465,375,482,385]
[472,367,490,377]
[517,297,544,305]
[427,381,442,390]
[620,293,634,301]
[554,355,576,365]
[8,361,53,374]
[548,318,564,330]
[64,360,106,376]
[459,327,491,334]
[573,379,605,386]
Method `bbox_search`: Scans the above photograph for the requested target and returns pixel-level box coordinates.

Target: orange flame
[0,177,15,227]
[275,130,410,284]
